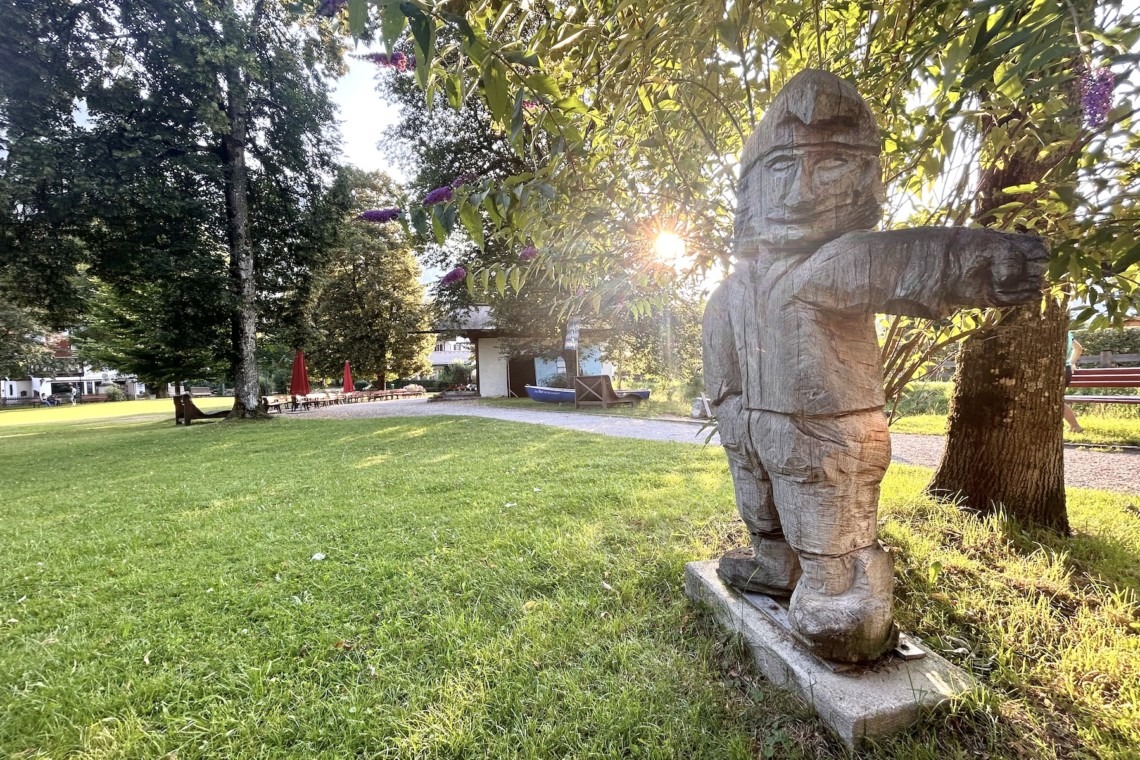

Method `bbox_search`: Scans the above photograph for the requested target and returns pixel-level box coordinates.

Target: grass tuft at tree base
[1,410,1137,758]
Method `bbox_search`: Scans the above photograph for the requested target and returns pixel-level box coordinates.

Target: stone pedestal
[685,560,974,748]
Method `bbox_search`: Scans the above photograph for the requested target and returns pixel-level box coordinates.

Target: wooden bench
[573,375,641,409]
[1065,366,1140,405]
[189,386,214,397]
[173,393,230,425]
[260,395,288,413]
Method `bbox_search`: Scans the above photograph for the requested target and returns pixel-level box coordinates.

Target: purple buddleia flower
[391,51,408,71]
[522,100,539,111]
[450,174,475,188]
[519,245,538,262]
[315,0,346,18]
[360,52,390,66]
[422,185,453,205]
[440,266,467,286]
[357,208,402,223]
[1081,68,1115,128]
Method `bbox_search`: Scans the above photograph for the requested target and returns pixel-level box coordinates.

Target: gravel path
[307,398,1140,495]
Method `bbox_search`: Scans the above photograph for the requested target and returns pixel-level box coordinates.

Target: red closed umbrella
[289,350,311,396]
[342,361,354,393]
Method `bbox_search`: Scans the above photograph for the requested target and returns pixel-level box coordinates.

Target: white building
[434,306,615,398]
[428,338,475,378]
[1,336,145,405]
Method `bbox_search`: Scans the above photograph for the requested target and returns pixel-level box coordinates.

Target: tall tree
[1,0,347,415]
[0,286,53,379]
[74,280,230,396]
[308,170,432,387]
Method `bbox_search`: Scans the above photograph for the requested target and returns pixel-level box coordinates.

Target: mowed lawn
[1,405,1138,758]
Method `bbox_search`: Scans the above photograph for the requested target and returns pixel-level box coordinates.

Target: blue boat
[524,385,652,404]
[524,385,576,403]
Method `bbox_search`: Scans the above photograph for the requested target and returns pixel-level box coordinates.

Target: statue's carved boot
[717,538,802,596]
[788,544,898,662]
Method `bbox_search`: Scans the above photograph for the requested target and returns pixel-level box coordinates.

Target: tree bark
[929,299,1069,532]
[220,10,260,418]
[377,341,387,389]
[926,34,1082,532]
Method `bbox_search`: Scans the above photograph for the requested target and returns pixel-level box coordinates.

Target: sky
[329,53,403,181]
[329,54,449,282]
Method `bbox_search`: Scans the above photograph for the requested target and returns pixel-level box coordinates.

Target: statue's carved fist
[989,232,1049,305]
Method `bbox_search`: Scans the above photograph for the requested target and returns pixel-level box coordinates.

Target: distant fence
[1077,351,1140,367]
[931,351,1139,378]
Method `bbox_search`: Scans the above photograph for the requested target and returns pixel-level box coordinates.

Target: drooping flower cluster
[357,208,402,224]
[1081,68,1115,128]
[522,100,539,111]
[440,266,467,286]
[315,0,346,18]
[519,245,538,262]
[422,185,454,205]
[450,174,475,188]
[357,51,415,72]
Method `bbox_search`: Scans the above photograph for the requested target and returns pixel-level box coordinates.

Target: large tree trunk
[929,299,1069,532]
[927,40,1081,531]
[220,13,260,419]
[376,341,387,390]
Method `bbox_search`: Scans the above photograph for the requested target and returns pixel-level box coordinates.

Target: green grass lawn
[891,413,1140,447]
[2,409,1138,758]
[0,396,233,427]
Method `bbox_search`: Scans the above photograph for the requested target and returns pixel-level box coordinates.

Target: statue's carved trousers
[719,400,890,558]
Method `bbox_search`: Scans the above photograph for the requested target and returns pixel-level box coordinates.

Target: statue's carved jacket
[704,227,1020,417]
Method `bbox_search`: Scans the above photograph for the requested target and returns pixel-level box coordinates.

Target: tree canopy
[1,0,350,406]
[335,0,1139,323]
[309,170,432,386]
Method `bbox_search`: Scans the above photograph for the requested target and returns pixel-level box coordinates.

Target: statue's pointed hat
[741,69,880,175]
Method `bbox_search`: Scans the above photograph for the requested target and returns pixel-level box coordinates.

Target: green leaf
[495,268,506,296]
[484,59,510,123]
[479,268,490,293]
[441,204,457,235]
[1116,240,1140,272]
[431,205,447,243]
[554,96,588,113]
[1002,182,1039,195]
[408,11,436,90]
[504,49,541,68]
[348,0,367,37]
[380,1,407,51]
[524,72,562,100]
[459,202,485,248]
[410,207,429,238]
[510,267,521,292]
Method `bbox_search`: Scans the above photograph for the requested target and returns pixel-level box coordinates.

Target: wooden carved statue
[703,70,1047,662]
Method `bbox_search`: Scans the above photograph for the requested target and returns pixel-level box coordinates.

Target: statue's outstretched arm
[793,228,1048,317]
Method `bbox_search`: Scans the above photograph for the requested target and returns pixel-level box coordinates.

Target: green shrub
[1073,328,1140,362]
[101,384,127,402]
[893,381,952,417]
[540,372,571,388]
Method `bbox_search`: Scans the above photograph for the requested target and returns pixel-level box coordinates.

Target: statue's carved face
[737,144,881,254]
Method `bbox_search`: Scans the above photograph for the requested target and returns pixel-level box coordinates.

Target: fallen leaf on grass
[311,553,326,561]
